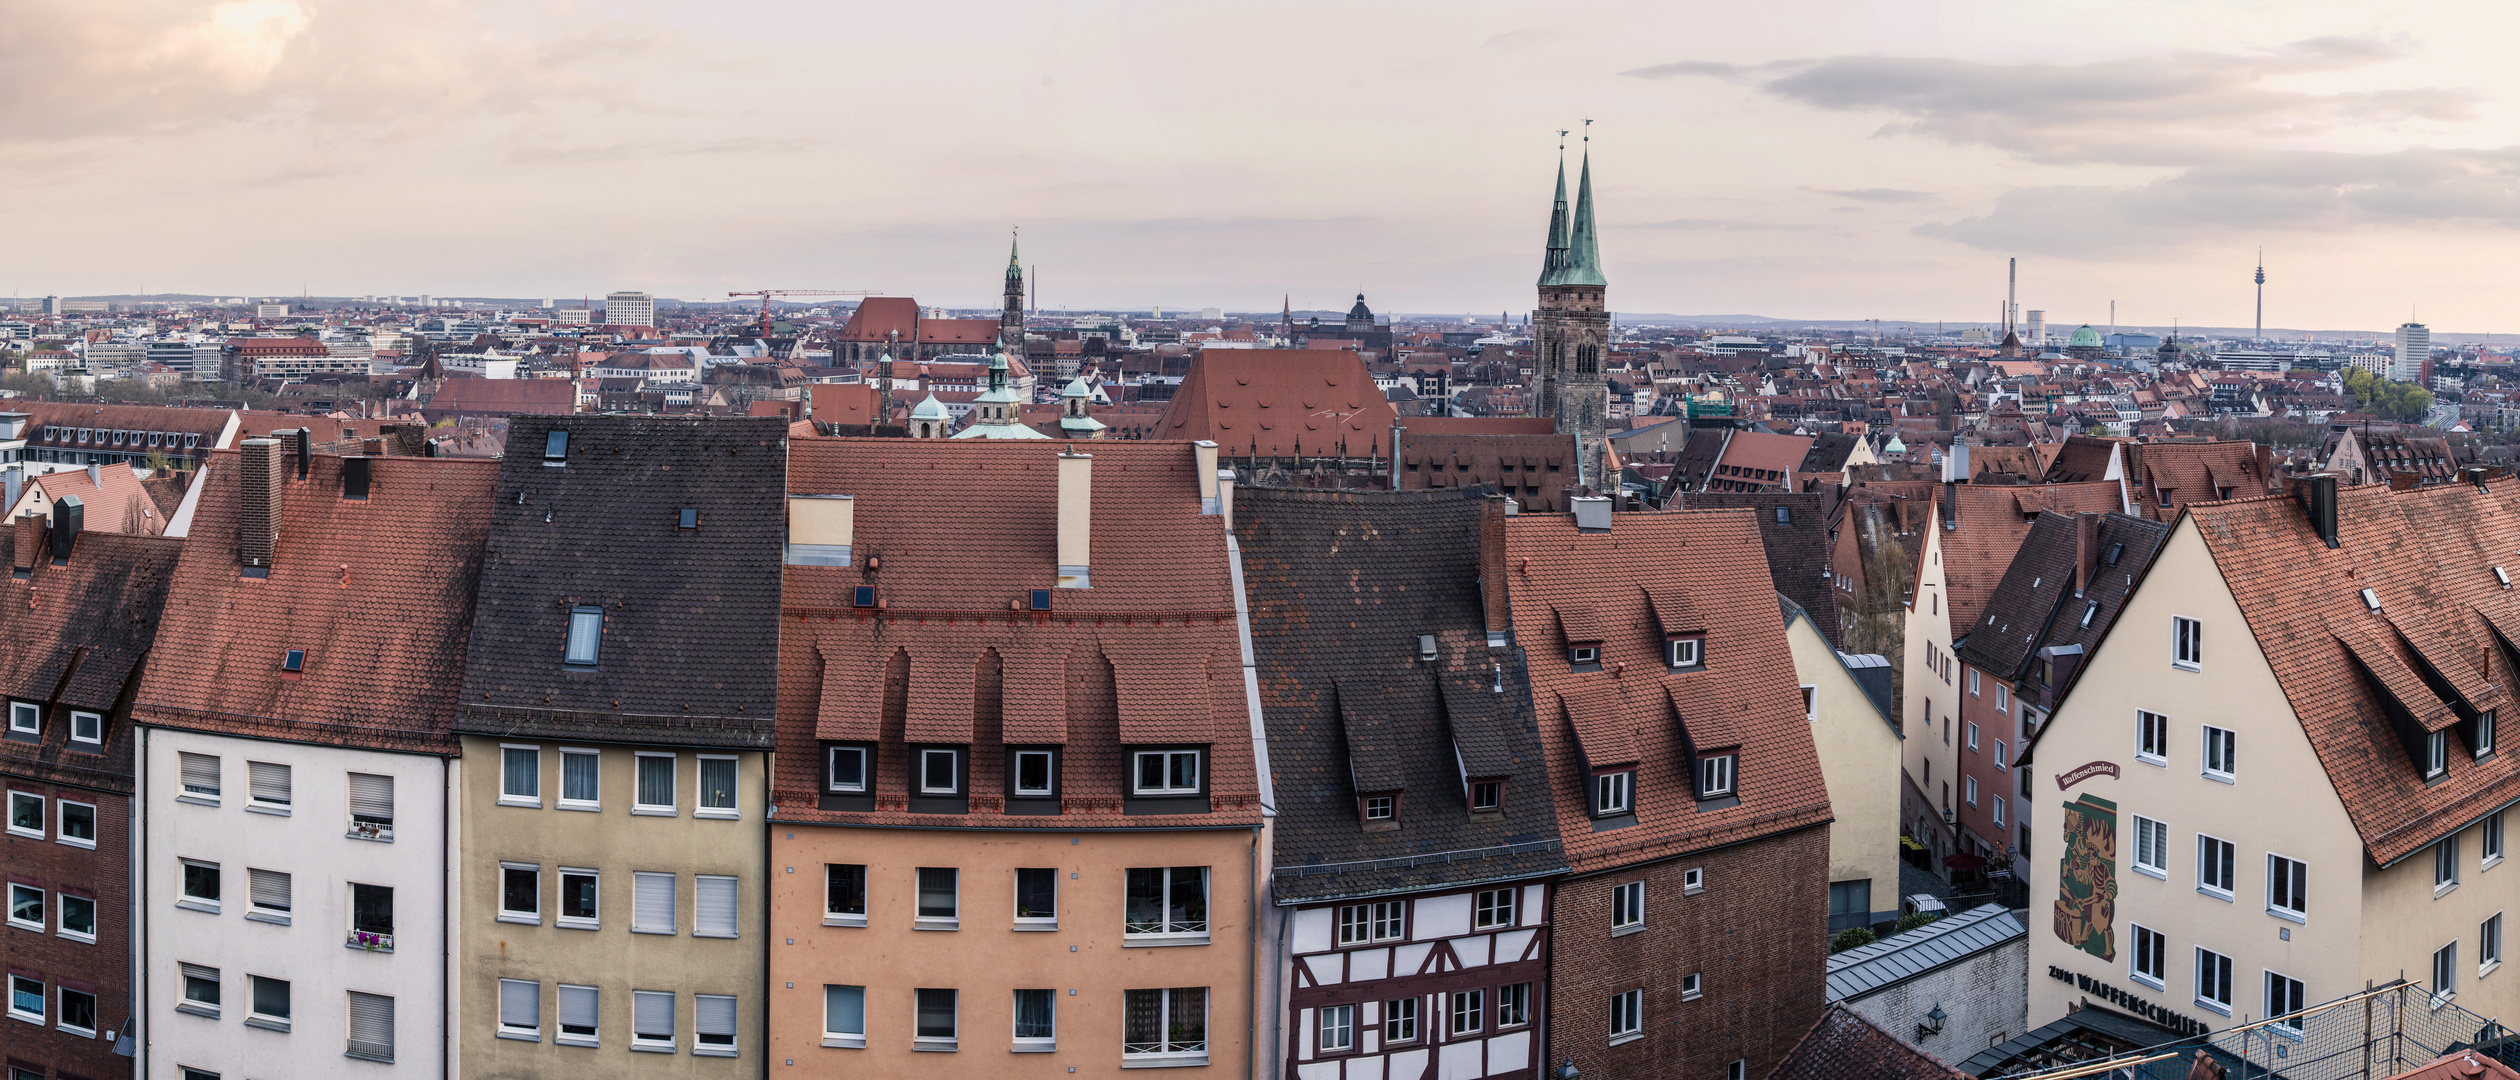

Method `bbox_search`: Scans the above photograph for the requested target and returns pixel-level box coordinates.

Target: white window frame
[1013,749,1056,797]
[564,606,603,667]
[2482,710,2500,759]
[245,867,291,925]
[2485,913,2506,979]
[2435,942,2459,1004]
[1994,740,2008,771]
[1385,996,1418,1042]
[1966,721,1979,750]
[68,710,100,746]
[2132,815,2170,880]
[1683,867,1705,894]
[1336,900,1405,945]
[1319,1003,1355,1053]
[1595,770,1633,816]
[1609,988,1643,1043]
[2137,710,2170,766]
[498,978,541,1042]
[2428,730,2450,779]
[5,790,40,839]
[1667,637,1703,668]
[1499,982,1531,1026]
[914,987,960,1052]
[695,754,740,819]
[8,973,44,1025]
[2267,853,2308,923]
[822,984,866,1049]
[6,883,43,932]
[1014,867,1059,930]
[1993,794,2006,827]
[1968,668,1979,697]
[1450,988,1484,1037]
[1698,754,1736,799]
[632,752,677,816]
[499,862,542,925]
[2197,834,2237,900]
[1996,682,2009,714]
[2202,725,2237,783]
[57,891,96,943]
[557,867,600,930]
[917,748,961,796]
[1680,972,1702,1001]
[1474,888,1517,930]
[825,745,869,794]
[2130,924,2167,989]
[558,983,600,1048]
[55,798,95,850]
[2438,836,2462,895]
[6,701,37,736]
[916,866,961,931]
[693,993,738,1057]
[1611,880,1645,933]
[2172,615,2202,671]
[631,989,677,1052]
[1131,750,1202,796]
[1120,987,1204,1062]
[499,745,542,808]
[178,858,220,913]
[694,875,739,938]
[2195,947,2235,1016]
[2487,812,2507,870]
[1800,684,1817,723]
[56,983,97,1037]
[556,748,601,811]
[631,871,677,935]
[177,963,220,1018]
[1965,775,1978,808]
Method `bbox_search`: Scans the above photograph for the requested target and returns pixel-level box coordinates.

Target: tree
[1830,927,1878,953]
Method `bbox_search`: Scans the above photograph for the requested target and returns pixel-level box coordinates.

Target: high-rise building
[2395,322,2431,382]
[603,291,654,328]
[1528,140,1610,485]
[2026,310,2046,347]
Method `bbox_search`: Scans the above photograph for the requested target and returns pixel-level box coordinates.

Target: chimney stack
[784,494,854,566]
[2073,511,2100,595]
[11,514,41,576]
[49,495,80,563]
[240,438,284,573]
[85,462,99,489]
[293,427,312,480]
[1193,441,1221,515]
[1056,450,1092,588]
[1479,495,1516,649]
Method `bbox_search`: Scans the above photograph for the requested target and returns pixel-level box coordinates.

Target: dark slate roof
[1235,487,1565,903]
[1800,431,1865,475]
[1953,511,2169,687]
[456,416,786,748]
[1770,1003,1971,1080]
[0,527,182,793]
[1685,491,1841,647]
[1825,903,2026,1002]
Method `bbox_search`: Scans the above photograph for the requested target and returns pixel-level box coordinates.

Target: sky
[4,0,2517,334]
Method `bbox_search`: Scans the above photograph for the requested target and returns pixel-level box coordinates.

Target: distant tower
[2254,250,2265,341]
[1344,294,1375,335]
[1529,125,1611,485]
[1281,295,1294,341]
[1001,231,1025,352]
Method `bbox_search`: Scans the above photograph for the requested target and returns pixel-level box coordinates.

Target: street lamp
[1555,1060,1581,1080]
[1918,1005,1947,1040]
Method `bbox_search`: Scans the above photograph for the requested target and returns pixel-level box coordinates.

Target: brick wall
[1547,825,1827,1079]
[1842,937,2027,1060]
[0,776,132,1080]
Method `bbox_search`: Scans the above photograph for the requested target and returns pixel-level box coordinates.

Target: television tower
[2254,249,2265,340]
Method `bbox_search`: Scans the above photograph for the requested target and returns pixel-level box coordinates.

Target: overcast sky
[5,0,2516,332]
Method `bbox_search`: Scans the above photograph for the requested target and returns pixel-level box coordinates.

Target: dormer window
[1470,780,1503,813]
[1667,637,1705,670]
[825,745,870,793]
[2479,711,2499,760]
[917,749,962,796]
[1592,770,1633,817]
[1132,750,1202,796]
[1697,753,1738,800]
[1568,645,1600,669]
[564,606,603,667]
[2427,730,2449,779]
[1361,795,1395,822]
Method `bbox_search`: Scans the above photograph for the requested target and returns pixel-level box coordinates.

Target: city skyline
[5,1,2515,329]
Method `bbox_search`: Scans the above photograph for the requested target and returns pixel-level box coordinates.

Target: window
[2172,616,2202,669]
[1471,780,1503,812]
[1996,683,2009,713]
[1682,972,1703,1000]
[58,984,96,1036]
[1569,644,1599,667]
[2488,812,2507,868]
[695,994,737,1056]
[1612,880,1645,931]
[2438,837,2462,893]
[1594,770,1633,816]
[1122,987,1206,1060]
[6,883,40,931]
[1698,754,1737,799]
[695,875,738,937]
[1475,888,1518,929]
[280,649,305,674]
[1014,988,1056,1050]
[68,710,99,745]
[2482,711,2499,758]
[5,702,36,736]
[1498,982,1530,1026]
[5,791,36,837]
[543,429,571,461]
[914,987,957,1050]
[1320,1003,1355,1052]
[2268,855,2308,921]
[8,974,41,1023]
[501,864,541,923]
[559,986,597,1042]
[634,753,675,814]
[2428,731,2450,779]
[1801,684,1817,722]
[1667,637,1703,669]
[697,756,737,816]
[2132,816,2170,878]
[633,989,677,1051]
[179,963,220,1017]
[1609,988,1642,1041]
[500,747,541,806]
[1966,721,1980,750]
[2202,726,2236,781]
[564,606,603,667]
[1362,795,1394,821]
[352,882,395,947]
[1993,795,2006,827]
[1016,868,1058,927]
[348,771,394,840]
[1969,668,1980,697]
[826,864,868,926]
[247,867,291,922]
[1013,750,1055,797]
[917,867,960,929]
[1965,775,1978,807]
[179,751,220,800]
[180,858,221,911]
[2196,948,2235,1014]
[2435,942,2460,1001]
[632,871,677,934]
[678,508,700,530]
[1450,989,1485,1036]
[1338,900,1405,944]
[499,979,540,1041]
[826,745,869,793]
[559,869,599,929]
[1385,997,1418,1042]
[59,891,94,940]
[558,749,600,810]
[2198,835,2236,898]
[1125,867,1209,939]
[2486,914,2505,975]
[55,799,91,849]
[822,985,865,1048]
[1775,505,1792,524]
[918,749,961,795]
[1132,750,1202,795]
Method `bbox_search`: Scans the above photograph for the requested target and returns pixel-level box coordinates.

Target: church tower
[1000,231,1026,353]
[1530,135,1611,486]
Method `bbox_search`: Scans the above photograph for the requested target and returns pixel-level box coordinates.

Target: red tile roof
[25,462,162,535]
[1155,349,1399,457]
[1769,1003,1970,1079]
[421,378,577,419]
[1935,481,2125,631]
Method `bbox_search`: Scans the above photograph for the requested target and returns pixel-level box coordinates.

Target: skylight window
[2360,588,2381,612]
[542,430,570,465]
[853,586,876,608]
[2497,566,2511,588]
[565,606,603,667]
[1030,589,1051,611]
[677,509,699,530]
[281,650,305,673]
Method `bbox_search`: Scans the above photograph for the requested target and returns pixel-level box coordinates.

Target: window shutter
[499,979,540,1031]
[633,872,676,933]
[696,876,737,937]
[633,990,675,1042]
[559,984,598,1032]
[696,994,736,1038]
[825,985,864,1034]
[347,991,395,1060]
[248,762,290,805]
[248,868,290,912]
[348,773,394,823]
[179,752,220,796]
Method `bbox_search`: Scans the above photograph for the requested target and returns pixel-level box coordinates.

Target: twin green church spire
[1537,135,1606,289]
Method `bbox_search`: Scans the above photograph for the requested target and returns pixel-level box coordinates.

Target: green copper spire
[1560,147,1607,288]
[1007,230,1023,282]
[1537,151,1571,286]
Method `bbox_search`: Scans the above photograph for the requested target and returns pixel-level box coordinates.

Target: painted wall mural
[2053,793,2117,962]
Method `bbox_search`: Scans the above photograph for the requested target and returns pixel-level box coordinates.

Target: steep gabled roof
[1934,481,2124,632]
[1954,511,2169,684]
[1154,349,1399,457]
[0,525,181,791]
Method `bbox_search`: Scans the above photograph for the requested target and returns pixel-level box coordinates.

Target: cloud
[1481,27,1554,51]
[1622,218,1815,231]
[1806,186,1936,203]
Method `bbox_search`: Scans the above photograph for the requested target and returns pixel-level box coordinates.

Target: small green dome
[2068,324,2102,348]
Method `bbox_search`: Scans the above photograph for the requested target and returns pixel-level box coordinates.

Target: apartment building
[1494,496,1833,1080]
[1235,487,1566,1080]
[0,507,182,1080]
[452,415,784,1077]
[2026,475,2520,1056]
[1949,511,2167,866]
[1780,595,1904,932]
[132,438,497,1079]
[768,437,1265,1075]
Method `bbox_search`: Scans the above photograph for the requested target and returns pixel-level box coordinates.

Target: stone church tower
[1001,233,1026,353]
[1529,144,1611,485]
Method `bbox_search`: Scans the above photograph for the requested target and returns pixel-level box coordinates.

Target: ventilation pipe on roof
[49,495,78,563]
[1193,441,1221,514]
[786,494,853,566]
[293,427,311,480]
[2300,473,2339,549]
[240,437,283,574]
[1056,451,1091,588]
[85,462,99,489]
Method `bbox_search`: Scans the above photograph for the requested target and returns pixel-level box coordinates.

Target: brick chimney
[240,438,284,574]
[12,514,43,576]
[1479,494,1517,649]
[2073,511,2101,595]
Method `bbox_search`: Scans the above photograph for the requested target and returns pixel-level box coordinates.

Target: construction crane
[727,289,881,340]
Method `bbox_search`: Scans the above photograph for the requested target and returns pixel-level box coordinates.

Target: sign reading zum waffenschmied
[2053,793,2117,962]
